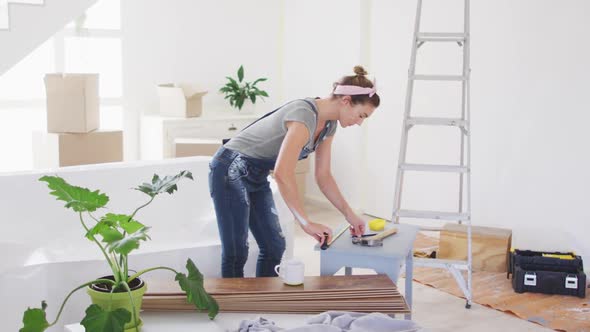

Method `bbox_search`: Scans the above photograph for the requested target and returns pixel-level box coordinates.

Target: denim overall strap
[297,99,333,160]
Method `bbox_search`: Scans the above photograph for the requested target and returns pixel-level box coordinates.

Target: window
[64,37,122,98]
[0,0,122,173]
[0,39,54,101]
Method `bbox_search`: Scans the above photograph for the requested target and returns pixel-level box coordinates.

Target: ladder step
[394,210,470,221]
[417,32,467,42]
[414,258,470,270]
[400,163,469,173]
[407,117,467,127]
[412,75,466,81]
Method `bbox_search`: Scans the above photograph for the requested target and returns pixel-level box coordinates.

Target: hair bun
[353,66,368,76]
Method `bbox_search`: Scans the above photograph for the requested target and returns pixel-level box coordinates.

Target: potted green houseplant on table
[20,171,218,332]
[220,65,269,111]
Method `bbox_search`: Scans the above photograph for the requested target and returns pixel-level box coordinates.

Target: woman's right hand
[303,222,333,246]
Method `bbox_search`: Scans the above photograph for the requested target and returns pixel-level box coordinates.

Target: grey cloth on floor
[300,311,421,332]
[236,311,421,332]
[237,316,283,332]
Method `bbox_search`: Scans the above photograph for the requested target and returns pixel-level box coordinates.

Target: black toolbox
[512,266,586,298]
[508,249,586,298]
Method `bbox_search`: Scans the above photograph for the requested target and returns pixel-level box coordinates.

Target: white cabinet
[174,138,222,158]
[140,113,259,160]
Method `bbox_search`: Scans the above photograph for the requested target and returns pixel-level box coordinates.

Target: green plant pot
[87,276,147,331]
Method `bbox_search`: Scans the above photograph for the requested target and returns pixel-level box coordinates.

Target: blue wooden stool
[315,223,419,320]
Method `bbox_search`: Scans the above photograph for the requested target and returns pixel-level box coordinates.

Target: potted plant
[20,171,218,332]
[219,65,269,111]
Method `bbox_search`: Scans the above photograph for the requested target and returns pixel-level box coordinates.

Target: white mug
[274,258,305,285]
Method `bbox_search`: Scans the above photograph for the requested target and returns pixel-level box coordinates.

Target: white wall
[121,0,283,160]
[282,0,365,211]
[123,0,368,209]
[365,0,590,264]
[121,0,590,264]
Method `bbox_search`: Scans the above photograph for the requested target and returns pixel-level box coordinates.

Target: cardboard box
[157,84,207,118]
[295,173,306,203]
[268,160,309,203]
[295,158,310,174]
[44,73,99,133]
[439,223,512,272]
[33,130,123,168]
[174,138,222,157]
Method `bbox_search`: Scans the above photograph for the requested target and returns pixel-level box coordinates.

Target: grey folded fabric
[236,311,421,332]
[236,316,283,332]
[303,311,421,332]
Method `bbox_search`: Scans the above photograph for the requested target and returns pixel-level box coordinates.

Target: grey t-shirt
[224,98,337,160]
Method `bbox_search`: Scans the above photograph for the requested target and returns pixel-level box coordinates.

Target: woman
[209,66,380,278]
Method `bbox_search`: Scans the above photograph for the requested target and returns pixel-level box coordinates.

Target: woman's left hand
[346,212,366,237]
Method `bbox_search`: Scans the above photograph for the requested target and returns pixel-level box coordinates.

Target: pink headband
[333,83,377,97]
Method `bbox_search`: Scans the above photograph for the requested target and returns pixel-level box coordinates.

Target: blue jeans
[208,147,286,278]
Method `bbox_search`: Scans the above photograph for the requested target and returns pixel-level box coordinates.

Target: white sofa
[0,156,293,331]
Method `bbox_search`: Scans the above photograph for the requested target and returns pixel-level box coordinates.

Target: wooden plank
[216,296,405,302]
[146,274,397,296]
[142,304,410,311]
[146,290,397,298]
[147,290,398,300]
[142,274,410,315]
[142,298,410,313]
[142,308,411,314]
[143,297,408,305]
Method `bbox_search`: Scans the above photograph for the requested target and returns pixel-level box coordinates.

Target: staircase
[0,0,98,75]
[1,0,44,30]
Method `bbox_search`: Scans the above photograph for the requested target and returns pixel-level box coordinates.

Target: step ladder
[392,0,473,308]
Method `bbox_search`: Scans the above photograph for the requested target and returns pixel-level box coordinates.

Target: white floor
[295,202,553,332]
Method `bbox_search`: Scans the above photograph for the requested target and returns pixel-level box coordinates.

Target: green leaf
[99,228,124,244]
[40,176,109,212]
[135,171,193,198]
[20,302,50,332]
[86,219,115,240]
[237,65,244,82]
[259,91,269,97]
[251,78,267,86]
[175,259,219,319]
[225,77,239,90]
[250,94,256,104]
[80,304,131,332]
[86,214,144,243]
[120,220,144,234]
[107,227,150,256]
[106,214,144,234]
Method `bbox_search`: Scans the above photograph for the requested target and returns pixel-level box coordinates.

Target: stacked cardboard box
[157,83,207,117]
[33,73,123,168]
